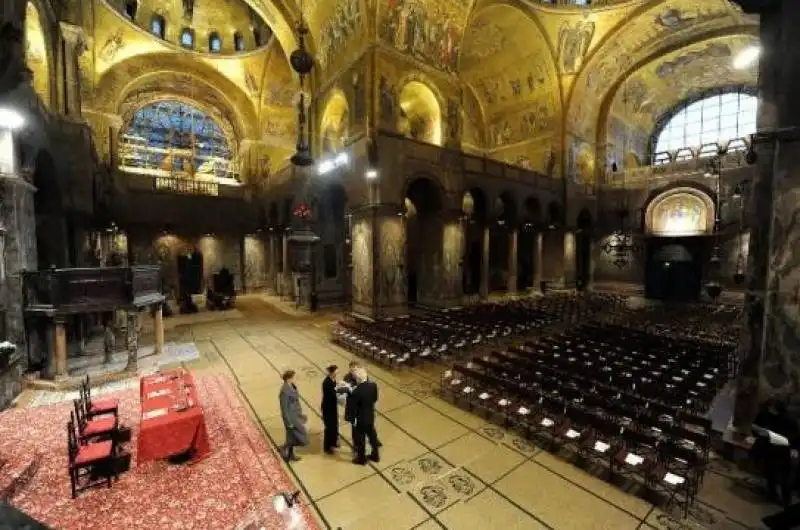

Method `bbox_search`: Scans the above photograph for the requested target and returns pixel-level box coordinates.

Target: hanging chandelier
[289,14,313,167]
[602,209,639,269]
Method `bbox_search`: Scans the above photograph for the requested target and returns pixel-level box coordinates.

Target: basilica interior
[0,0,798,528]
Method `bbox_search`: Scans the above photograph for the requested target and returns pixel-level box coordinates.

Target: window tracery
[653,92,757,158]
[118,100,237,182]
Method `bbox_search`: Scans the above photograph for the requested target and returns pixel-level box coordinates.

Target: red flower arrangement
[293,203,312,220]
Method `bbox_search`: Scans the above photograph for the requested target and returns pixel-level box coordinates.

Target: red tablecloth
[137,369,211,465]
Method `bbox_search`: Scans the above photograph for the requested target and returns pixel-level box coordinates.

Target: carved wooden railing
[22,266,164,316]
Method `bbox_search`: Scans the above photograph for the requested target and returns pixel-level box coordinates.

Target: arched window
[181,28,194,48]
[209,32,222,52]
[234,32,245,52]
[151,15,165,39]
[118,100,236,180]
[253,28,262,47]
[653,91,757,157]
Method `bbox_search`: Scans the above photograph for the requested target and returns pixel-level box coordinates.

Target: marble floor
[32,296,778,529]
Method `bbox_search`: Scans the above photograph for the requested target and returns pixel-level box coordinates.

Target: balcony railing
[23,266,164,316]
[121,168,246,198]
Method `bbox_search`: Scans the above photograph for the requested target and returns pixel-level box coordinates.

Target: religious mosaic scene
[0,0,798,528]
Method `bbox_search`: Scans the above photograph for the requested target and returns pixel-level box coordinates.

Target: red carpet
[0,375,320,529]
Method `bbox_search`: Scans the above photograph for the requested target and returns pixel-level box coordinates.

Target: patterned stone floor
[23,295,778,529]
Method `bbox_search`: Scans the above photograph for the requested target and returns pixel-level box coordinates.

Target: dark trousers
[766,449,795,506]
[322,412,339,450]
[353,423,379,461]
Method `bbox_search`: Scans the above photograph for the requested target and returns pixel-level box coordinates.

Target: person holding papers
[753,399,800,506]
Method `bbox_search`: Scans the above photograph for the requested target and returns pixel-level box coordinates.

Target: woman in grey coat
[279,370,308,462]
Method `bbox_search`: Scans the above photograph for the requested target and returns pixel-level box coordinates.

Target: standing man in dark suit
[321,365,341,454]
[349,367,380,465]
[344,361,382,453]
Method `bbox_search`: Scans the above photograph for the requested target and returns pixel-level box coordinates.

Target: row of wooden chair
[67,376,125,498]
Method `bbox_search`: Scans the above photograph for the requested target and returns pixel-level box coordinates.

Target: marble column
[350,204,407,318]
[733,0,800,427]
[563,231,577,289]
[152,304,164,355]
[125,311,139,372]
[53,317,67,379]
[479,226,490,299]
[508,228,519,294]
[59,23,87,119]
[532,232,543,292]
[268,233,277,293]
[437,210,465,307]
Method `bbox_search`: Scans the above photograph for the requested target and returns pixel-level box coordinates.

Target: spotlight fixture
[365,168,378,179]
[733,45,760,70]
[0,108,24,130]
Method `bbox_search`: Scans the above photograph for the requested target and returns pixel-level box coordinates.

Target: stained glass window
[654,92,757,158]
[118,100,237,180]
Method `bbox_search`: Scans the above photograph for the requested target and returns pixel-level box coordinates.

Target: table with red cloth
[137,369,211,465]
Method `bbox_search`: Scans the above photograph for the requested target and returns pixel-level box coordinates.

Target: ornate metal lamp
[289,17,313,168]
[601,167,638,269]
[704,151,726,301]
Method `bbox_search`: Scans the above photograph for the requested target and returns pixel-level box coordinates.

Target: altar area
[0,372,320,529]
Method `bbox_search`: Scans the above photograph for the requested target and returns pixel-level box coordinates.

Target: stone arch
[547,201,564,227]
[396,80,443,146]
[496,191,518,224]
[463,186,488,223]
[463,186,488,296]
[523,196,542,226]
[94,53,258,138]
[319,89,350,154]
[24,0,56,109]
[644,186,715,237]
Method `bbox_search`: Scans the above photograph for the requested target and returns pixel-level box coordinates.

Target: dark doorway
[645,238,704,301]
[177,250,203,296]
[405,177,443,305]
[33,151,67,269]
[462,187,487,297]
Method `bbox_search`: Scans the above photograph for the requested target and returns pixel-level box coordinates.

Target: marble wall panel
[351,216,373,313]
[377,215,406,314]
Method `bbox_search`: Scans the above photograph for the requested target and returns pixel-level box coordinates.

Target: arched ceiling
[458,3,560,162]
[566,0,758,143]
[609,34,758,134]
[104,0,274,54]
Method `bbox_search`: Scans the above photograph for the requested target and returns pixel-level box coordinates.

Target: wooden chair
[73,399,118,443]
[67,413,117,498]
[82,375,119,418]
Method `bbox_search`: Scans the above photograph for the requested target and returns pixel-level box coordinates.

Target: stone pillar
[59,23,87,118]
[125,310,139,372]
[152,304,164,355]
[563,231,577,289]
[268,233,277,292]
[281,232,289,296]
[374,204,407,318]
[532,232,543,292]
[732,0,800,428]
[350,206,375,317]
[508,228,519,294]
[53,317,67,379]
[479,226,490,299]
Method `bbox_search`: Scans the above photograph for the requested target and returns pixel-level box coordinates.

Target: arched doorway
[462,187,487,296]
[518,196,542,291]
[318,183,348,303]
[406,177,443,305]
[576,209,593,290]
[643,188,714,301]
[33,150,67,269]
[489,192,517,292]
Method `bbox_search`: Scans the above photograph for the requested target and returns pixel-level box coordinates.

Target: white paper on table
[625,453,644,466]
[443,370,452,378]
[540,417,555,427]
[498,399,509,407]
[664,472,685,485]
[142,408,169,420]
[703,373,713,380]
[462,386,474,394]
[451,379,462,386]
[594,441,610,453]
[147,389,172,398]
[517,407,530,415]
[479,392,490,400]
[565,429,581,439]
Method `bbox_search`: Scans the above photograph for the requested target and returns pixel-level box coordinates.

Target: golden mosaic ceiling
[610,34,758,130]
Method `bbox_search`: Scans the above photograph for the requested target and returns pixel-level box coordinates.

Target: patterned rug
[0,375,320,529]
